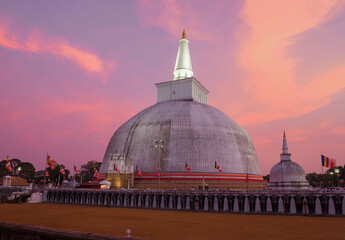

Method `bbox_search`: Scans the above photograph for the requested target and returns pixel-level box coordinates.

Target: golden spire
[182,29,186,39]
[283,130,286,137]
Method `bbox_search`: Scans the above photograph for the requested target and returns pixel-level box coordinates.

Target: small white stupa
[266,131,312,191]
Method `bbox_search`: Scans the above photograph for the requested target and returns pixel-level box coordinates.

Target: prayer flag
[5,156,12,172]
[185,162,191,173]
[114,164,120,173]
[48,158,57,170]
[74,165,80,175]
[60,168,65,175]
[46,153,51,165]
[321,155,330,167]
[215,161,223,173]
[321,155,336,169]
[45,170,49,177]
[136,165,142,176]
[50,159,57,169]
[93,168,99,178]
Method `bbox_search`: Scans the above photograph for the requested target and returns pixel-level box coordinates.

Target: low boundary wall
[45,189,345,216]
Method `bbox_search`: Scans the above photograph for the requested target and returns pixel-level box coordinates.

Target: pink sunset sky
[1,0,345,175]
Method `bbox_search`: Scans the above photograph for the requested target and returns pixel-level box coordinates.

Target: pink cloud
[332,126,345,135]
[234,0,345,125]
[45,99,101,120]
[9,111,24,121]
[42,97,138,136]
[137,0,224,41]
[0,23,114,82]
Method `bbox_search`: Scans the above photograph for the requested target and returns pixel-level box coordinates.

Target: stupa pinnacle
[281,131,291,160]
[156,31,208,104]
[173,30,193,80]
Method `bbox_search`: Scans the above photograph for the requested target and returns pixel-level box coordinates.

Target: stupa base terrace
[45,189,344,216]
[132,173,266,190]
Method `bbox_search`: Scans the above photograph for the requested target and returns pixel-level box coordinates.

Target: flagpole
[158,164,160,190]
[58,171,61,187]
[246,160,248,193]
[154,140,163,190]
[44,153,48,189]
[185,170,186,190]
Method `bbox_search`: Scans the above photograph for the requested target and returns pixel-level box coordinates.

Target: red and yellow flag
[136,165,142,176]
[93,168,99,178]
[185,162,191,173]
[5,156,12,172]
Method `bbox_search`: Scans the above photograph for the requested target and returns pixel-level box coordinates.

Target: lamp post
[154,140,164,189]
[330,172,334,188]
[335,168,340,187]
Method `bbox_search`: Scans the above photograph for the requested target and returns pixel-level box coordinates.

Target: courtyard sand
[0,203,344,240]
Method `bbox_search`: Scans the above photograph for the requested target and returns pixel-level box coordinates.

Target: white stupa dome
[266,132,311,191]
[100,31,265,189]
[100,100,262,175]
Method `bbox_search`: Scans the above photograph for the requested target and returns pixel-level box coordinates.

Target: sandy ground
[0,203,345,240]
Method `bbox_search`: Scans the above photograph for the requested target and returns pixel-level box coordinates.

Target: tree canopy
[306,165,345,187]
[34,164,70,186]
[80,160,101,183]
[0,158,35,182]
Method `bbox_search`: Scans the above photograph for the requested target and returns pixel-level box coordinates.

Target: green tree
[48,165,70,186]
[0,158,35,182]
[80,160,101,183]
[18,162,35,182]
[35,164,70,186]
[305,166,345,188]
[306,172,319,187]
[34,170,46,184]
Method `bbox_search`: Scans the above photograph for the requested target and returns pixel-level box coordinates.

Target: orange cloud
[0,24,114,81]
[235,0,345,125]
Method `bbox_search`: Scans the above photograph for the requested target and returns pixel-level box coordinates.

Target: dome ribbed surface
[100,101,262,175]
